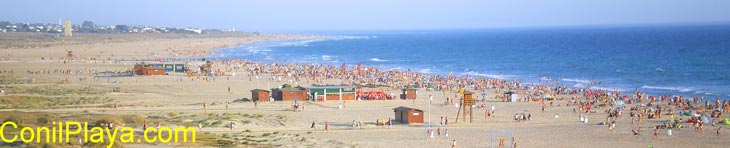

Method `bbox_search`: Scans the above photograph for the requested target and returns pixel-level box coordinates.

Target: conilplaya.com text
[1,121,196,148]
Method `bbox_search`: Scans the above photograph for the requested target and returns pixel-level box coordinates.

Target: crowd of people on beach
[177,59,730,140]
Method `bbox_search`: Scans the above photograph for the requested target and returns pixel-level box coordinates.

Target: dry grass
[4,85,108,95]
[0,32,259,49]
[0,95,112,109]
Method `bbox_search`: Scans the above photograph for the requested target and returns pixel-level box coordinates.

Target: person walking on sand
[717,127,722,136]
[311,121,316,130]
[325,121,329,130]
[359,120,363,129]
[203,102,208,113]
[444,128,449,137]
[542,105,546,113]
[451,139,457,148]
[388,118,392,129]
[426,128,431,138]
[430,128,435,138]
[653,128,658,139]
[230,122,235,131]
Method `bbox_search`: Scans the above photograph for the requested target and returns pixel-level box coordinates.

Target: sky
[2,0,730,32]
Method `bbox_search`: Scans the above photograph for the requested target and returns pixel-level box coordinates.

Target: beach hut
[303,85,357,101]
[133,63,165,75]
[152,64,187,73]
[251,89,270,102]
[505,91,518,102]
[393,106,424,124]
[271,84,307,101]
[401,88,417,100]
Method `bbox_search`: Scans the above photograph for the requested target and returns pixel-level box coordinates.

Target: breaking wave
[641,85,694,92]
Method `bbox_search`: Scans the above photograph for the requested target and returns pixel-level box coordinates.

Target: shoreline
[204,35,730,101]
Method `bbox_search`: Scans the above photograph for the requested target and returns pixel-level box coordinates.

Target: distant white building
[142,27,154,33]
[225,27,235,32]
[184,28,202,34]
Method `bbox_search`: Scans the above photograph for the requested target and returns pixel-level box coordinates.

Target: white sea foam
[562,78,591,84]
[329,35,372,40]
[419,69,434,73]
[641,85,693,92]
[459,71,512,80]
[573,84,585,88]
[590,86,624,92]
[268,39,325,48]
[321,55,336,61]
[483,74,512,80]
[370,58,388,62]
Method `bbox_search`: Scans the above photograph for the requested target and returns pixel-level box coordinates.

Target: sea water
[210,24,730,98]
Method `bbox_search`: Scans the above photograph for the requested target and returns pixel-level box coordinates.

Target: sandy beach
[1,32,729,148]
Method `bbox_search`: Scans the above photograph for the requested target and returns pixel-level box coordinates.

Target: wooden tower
[456,91,474,123]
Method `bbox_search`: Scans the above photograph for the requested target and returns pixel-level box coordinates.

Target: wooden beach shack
[251,89,270,102]
[303,85,356,101]
[152,63,187,73]
[505,91,518,102]
[271,84,307,101]
[393,106,424,124]
[133,63,165,75]
[401,87,417,100]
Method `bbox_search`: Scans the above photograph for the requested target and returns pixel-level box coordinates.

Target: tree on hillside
[81,21,95,32]
[0,21,10,27]
[114,25,129,33]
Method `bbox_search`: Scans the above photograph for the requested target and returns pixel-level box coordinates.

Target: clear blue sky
[3,0,730,32]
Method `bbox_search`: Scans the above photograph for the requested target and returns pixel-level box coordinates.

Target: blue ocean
[210,25,730,98]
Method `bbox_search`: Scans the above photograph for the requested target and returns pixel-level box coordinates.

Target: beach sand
[1,32,728,148]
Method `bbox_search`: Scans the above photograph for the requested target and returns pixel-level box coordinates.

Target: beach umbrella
[701,116,712,124]
[542,94,550,99]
